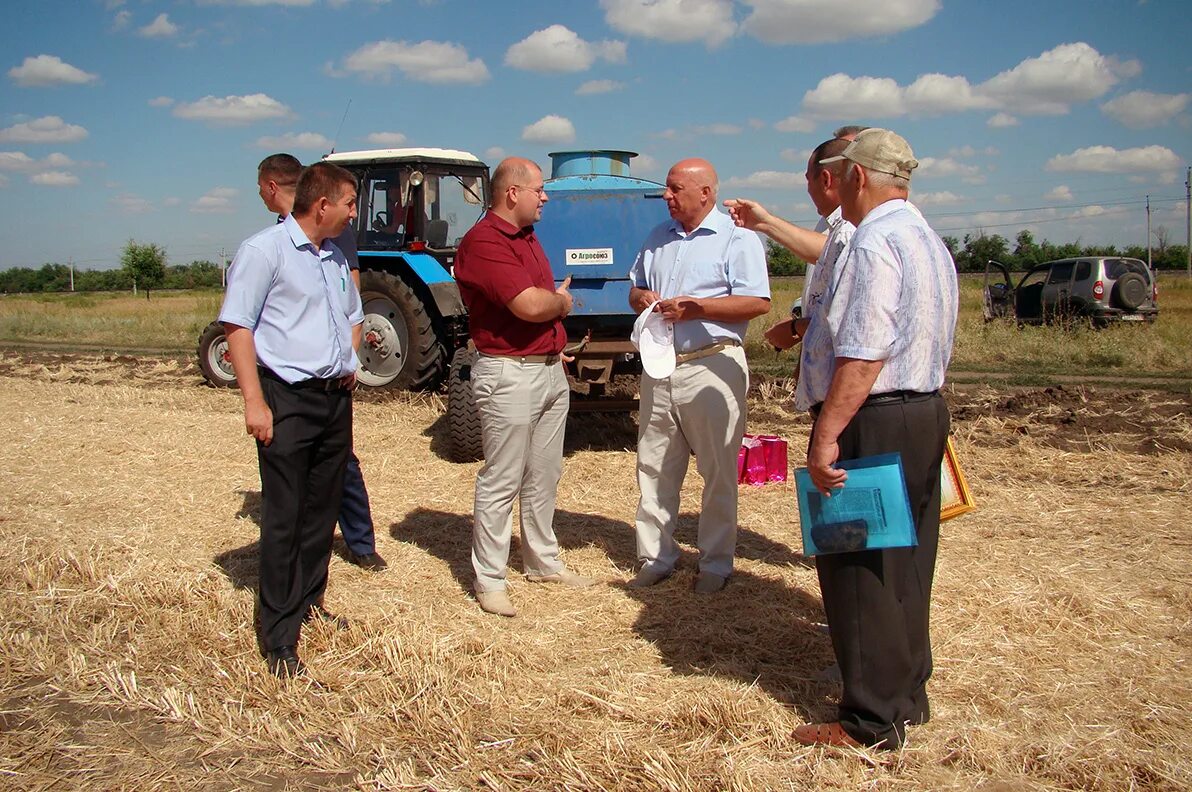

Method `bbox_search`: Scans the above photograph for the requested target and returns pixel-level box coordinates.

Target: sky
[2,0,1189,271]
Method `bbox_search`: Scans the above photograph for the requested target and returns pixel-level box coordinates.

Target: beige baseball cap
[819,128,919,180]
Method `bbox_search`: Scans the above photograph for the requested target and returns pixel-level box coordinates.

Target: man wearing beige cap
[794,128,958,750]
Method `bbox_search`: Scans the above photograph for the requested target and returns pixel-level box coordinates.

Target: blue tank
[535,150,670,333]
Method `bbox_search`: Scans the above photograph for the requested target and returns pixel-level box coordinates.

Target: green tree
[957,233,1009,272]
[121,240,167,299]
[764,238,805,276]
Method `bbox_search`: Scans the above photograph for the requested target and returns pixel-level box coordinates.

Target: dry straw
[0,353,1189,790]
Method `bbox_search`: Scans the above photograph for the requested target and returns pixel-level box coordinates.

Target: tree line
[0,241,224,295]
[765,228,1189,276]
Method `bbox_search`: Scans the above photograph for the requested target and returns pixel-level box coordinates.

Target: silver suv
[983,256,1159,326]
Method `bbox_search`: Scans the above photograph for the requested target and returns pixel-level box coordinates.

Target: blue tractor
[197,148,668,461]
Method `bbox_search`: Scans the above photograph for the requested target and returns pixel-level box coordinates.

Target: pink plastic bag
[758,435,789,482]
[739,434,789,485]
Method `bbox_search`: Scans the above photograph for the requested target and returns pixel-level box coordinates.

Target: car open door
[982,260,1013,321]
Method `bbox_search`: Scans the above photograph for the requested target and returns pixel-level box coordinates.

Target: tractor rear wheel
[197,321,237,388]
[357,270,445,390]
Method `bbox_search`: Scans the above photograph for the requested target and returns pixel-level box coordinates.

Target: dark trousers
[338,451,376,555]
[812,393,949,747]
[256,376,352,651]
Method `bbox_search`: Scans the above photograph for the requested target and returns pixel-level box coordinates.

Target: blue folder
[794,453,916,556]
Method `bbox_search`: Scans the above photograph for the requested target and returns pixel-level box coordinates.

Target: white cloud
[980,42,1138,115]
[173,94,292,125]
[602,0,736,47]
[1101,90,1190,129]
[748,118,766,129]
[522,114,575,144]
[339,40,490,84]
[256,132,333,150]
[724,170,803,189]
[913,191,965,207]
[800,43,1140,122]
[904,73,995,114]
[9,55,99,87]
[483,146,506,162]
[505,25,626,73]
[693,123,742,136]
[917,157,983,182]
[0,151,77,172]
[31,171,78,186]
[576,79,623,95]
[148,96,174,107]
[365,131,407,146]
[163,196,181,207]
[1046,145,1182,173]
[111,193,154,214]
[803,74,904,119]
[191,187,238,214]
[138,13,179,38]
[774,114,815,133]
[633,153,659,174]
[740,0,939,45]
[112,10,131,30]
[780,147,811,164]
[0,116,88,143]
[1044,185,1073,201]
[1074,205,1107,218]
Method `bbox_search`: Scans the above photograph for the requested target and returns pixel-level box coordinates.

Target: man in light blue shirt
[627,158,770,594]
[219,161,363,678]
[792,129,958,751]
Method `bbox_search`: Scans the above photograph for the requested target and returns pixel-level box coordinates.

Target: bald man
[627,158,771,593]
[454,157,593,618]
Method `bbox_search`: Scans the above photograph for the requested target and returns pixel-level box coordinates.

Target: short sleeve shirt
[628,207,770,353]
[218,215,364,383]
[794,208,856,410]
[454,211,564,356]
[802,199,957,406]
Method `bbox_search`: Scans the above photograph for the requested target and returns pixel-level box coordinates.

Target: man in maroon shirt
[454,156,595,617]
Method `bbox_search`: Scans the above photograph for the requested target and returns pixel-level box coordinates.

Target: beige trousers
[634,345,748,578]
[470,355,570,593]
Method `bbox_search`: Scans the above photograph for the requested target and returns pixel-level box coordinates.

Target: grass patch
[0,290,222,350]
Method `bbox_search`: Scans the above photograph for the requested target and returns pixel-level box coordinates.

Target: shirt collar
[669,205,729,238]
[282,213,335,261]
[482,210,534,238]
[857,198,907,229]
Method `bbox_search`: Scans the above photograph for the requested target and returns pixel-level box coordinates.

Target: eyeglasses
[510,184,547,197]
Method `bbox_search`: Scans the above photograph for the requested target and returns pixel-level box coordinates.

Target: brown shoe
[793,722,862,748]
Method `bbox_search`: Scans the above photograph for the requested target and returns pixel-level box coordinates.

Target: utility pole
[1185,166,1191,278]
[1146,195,1152,271]
[219,247,227,288]
[68,257,74,292]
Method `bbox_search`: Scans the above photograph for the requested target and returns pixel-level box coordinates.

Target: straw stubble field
[0,352,1189,791]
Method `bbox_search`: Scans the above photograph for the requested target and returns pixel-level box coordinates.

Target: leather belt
[810,390,938,417]
[258,366,348,392]
[674,339,741,365]
[483,352,561,365]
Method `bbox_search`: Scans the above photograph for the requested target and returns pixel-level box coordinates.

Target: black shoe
[304,604,349,630]
[266,645,304,678]
[348,551,388,571]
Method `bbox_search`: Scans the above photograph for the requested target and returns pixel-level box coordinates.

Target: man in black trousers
[796,129,959,749]
[220,162,363,677]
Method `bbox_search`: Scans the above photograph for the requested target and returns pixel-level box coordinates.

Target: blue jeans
[339,451,376,555]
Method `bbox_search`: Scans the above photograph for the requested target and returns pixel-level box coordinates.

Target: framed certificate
[940,437,976,521]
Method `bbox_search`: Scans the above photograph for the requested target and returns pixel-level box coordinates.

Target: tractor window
[365,171,411,246]
[424,172,487,248]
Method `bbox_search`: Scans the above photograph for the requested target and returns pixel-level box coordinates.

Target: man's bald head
[664,158,720,232]
[490,156,548,228]
[490,157,540,201]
